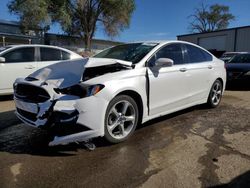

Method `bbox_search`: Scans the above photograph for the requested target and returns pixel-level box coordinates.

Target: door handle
[208,65,213,69]
[179,68,187,72]
[25,65,35,69]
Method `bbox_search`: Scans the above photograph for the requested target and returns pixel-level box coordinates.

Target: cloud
[137,32,170,37]
[153,32,170,36]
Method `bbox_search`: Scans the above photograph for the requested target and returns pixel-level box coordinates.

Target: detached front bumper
[15,92,108,146]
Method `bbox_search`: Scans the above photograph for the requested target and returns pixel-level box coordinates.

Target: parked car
[13,41,226,146]
[220,52,248,63]
[226,53,250,80]
[0,44,83,95]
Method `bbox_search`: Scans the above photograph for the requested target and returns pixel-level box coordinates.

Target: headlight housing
[54,84,104,98]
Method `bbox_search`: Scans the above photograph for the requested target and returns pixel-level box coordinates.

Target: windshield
[94,43,159,64]
[229,54,250,63]
[0,46,11,53]
[222,53,237,58]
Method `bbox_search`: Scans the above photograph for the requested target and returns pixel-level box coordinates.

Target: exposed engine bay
[82,63,131,81]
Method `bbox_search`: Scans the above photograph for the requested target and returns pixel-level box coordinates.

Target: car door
[0,47,36,94]
[147,43,190,116]
[37,47,70,69]
[183,44,214,102]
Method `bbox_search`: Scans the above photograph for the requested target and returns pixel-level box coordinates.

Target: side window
[148,43,184,66]
[3,47,35,63]
[185,44,212,63]
[62,51,71,60]
[40,47,62,61]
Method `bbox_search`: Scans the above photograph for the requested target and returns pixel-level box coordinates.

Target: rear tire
[104,95,139,144]
[207,80,223,108]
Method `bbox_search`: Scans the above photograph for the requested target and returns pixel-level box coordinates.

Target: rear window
[185,44,212,63]
[40,47,62,61]
[62,51,71,60]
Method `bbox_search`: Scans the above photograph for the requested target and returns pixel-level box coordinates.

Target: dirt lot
[0,85,250,188]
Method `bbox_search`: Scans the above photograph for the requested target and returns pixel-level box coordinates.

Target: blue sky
[0,0,250,42]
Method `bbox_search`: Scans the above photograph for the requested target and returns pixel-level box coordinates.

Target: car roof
[235,53,250,55]
[126,40,213,50]
[0,44,83,59]
[6,44,67,49]
[3,44,81,55]
[128,40,194,45]
[223,52,249,55]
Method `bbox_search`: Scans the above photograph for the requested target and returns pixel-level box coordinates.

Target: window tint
[3,47,34,63]
[0,46,11,53]
[40,47,62,61]
[148,43,184,66]
[229,54,250,63]
[185,44,212,63]
[62,51,71,60]
[94,43,158,64]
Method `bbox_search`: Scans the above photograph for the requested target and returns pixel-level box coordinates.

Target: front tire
[207,80,223,108]
[104,95,139,143]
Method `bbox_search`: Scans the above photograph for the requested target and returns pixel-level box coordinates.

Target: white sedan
[13,41,226,146]
[0,44,82,95]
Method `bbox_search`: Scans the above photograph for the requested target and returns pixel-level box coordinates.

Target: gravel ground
[0,86,250,188]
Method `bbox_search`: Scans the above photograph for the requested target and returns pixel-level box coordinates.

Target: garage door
[198,35,226,51]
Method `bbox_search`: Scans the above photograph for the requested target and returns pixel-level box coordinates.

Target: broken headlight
[54,84,104,98]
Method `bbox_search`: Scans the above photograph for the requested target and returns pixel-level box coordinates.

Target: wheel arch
[216,77,224,89]
[208,77,224,99]
[115,90,144,125]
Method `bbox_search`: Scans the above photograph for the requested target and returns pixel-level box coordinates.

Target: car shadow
[0,125,81,157]
[208,170,250,188]
[0,103,206,156]
[138,104,204,130]
[226,79,250,91]
[0,110,20,130]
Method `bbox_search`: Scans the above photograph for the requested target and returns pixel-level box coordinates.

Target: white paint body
[0,44,83,95]
[13,41,226,146]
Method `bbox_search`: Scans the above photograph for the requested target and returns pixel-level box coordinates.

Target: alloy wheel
[106,100,136,140]
[211,81,222,106]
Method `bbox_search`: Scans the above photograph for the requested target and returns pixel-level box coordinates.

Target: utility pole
[2,36,5,46]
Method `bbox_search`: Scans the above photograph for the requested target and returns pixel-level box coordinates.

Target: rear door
[0,47,36,94]
[183,44,214,102]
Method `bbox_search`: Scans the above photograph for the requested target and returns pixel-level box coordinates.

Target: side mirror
[0,57,5,63]
[155,58,173,67]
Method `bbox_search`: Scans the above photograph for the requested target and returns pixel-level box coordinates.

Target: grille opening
[15,83,50,103]
[17,108,37,121]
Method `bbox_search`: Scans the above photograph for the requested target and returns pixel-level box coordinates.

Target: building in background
[177,26,250,57]
[45,33,122,54]
[0,20,122,54]
[0,19,44,46]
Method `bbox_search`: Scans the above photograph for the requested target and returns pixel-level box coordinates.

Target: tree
[8,0,51,33]
[8,0,135,51]
[189,3,235,33]
[57,0,135,51]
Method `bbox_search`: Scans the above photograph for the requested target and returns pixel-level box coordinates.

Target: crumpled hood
[28,58,132,88]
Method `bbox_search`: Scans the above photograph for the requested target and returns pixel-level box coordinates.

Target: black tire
[207,80,223,108]
[104,95,139,143]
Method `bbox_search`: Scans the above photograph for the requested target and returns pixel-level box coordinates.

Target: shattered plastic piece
[76,140,96,151]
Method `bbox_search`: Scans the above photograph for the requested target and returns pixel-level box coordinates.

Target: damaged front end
[14,58,132,146]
